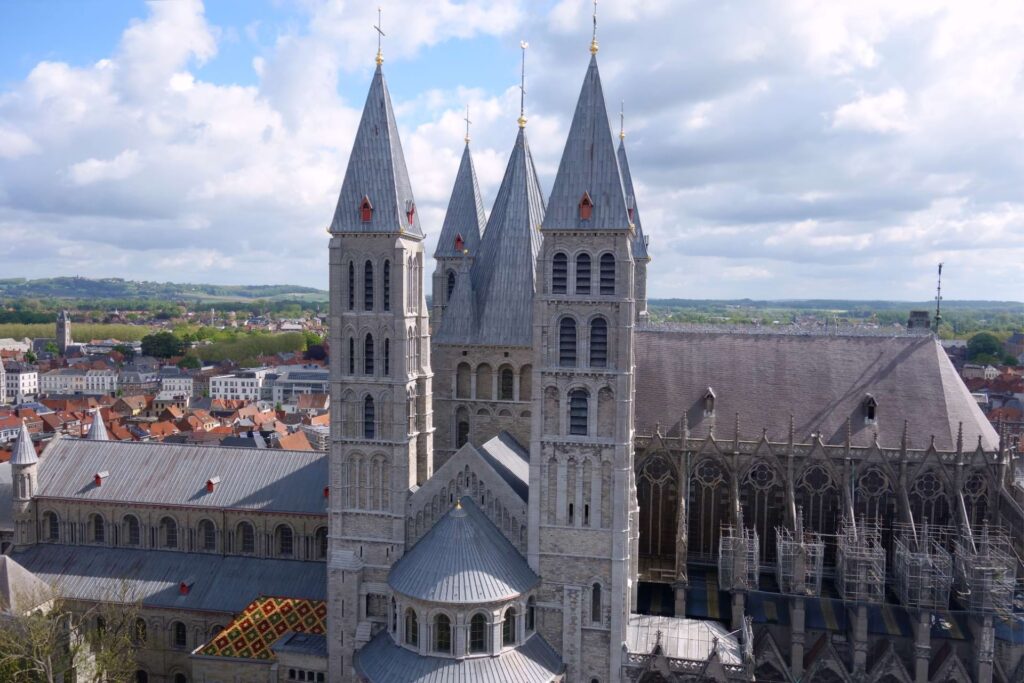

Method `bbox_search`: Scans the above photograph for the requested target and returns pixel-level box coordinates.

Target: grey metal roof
[478,432,529,502]
[0,555,49,614]
[634,329,999,450]
[388,496,537,604]
[617,137,649,261]
[434,144,486,259]
[329,65,422,238]
[10,544,325,614]
[469,128,546,347]
[10,421,37,465]
[85,409,108,441]
[272,631,329,658]
[0,462,12,531]
[435,257,477,344]
[542,55,630,232]
[355,631,563,683]
[625,615,742,664]
[34,438,328,514]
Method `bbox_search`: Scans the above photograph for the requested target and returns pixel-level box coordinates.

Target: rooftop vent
[94,471,109,486]
[179,577,195,595]
[206,476,221,493]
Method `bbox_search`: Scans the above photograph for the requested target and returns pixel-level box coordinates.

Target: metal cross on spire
[464,105,472,144]
[620,100,625,140]
[590,0,599,54]
[374,6,385,66]
[518,40,529,128]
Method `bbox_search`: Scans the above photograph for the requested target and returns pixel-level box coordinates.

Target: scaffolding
[719,523,759,591]
[835,518,886,603]
[893,523,953,610]
[953,526,1017,617]
[775,511,824,596]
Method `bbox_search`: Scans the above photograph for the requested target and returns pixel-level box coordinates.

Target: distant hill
[649,298,1024,311]
[0,277,329,302]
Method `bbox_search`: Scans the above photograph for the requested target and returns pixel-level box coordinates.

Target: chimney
[94,471,109,486]
[206,476,221,493]
[179,578,195,595]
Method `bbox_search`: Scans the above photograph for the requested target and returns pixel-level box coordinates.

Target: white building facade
[209,368,272,401]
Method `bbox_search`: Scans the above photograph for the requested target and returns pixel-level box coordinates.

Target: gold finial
[455,498,463,510]
[374,7,385,66]
[619,100,625,140]
[590,0,599,54]
[464,105,472,144]
[518,41,529,128]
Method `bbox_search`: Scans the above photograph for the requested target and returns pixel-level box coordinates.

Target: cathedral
[2,23,1023,683]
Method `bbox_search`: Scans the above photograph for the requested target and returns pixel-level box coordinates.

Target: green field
[0,323,155,342]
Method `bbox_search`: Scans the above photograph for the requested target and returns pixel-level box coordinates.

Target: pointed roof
[434,257,477,344]
[388,496,538,603]
[10,421,37,466]
[329,65,422,238]
[85,409,108,441]
[0,555,48,615]
[434,144,486,259]
[471,128,546,346]
[618,136,650,261]
[542,55,630,232]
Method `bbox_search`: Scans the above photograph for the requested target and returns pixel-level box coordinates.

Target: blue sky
[1,0,1022,301]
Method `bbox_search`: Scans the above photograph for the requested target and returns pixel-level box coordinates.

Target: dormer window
[863,395,878,425]
[206,476,221,493]
[454,233,464,252]
[405,199,416,225]
[360,196,374,223]
[579,192,594,221]
[94,471,109,486]
[703,388,716,418]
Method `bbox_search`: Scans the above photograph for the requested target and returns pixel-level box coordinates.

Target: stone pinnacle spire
[11,420,37,465]
[434,143,486,260]
[86,408,109,441]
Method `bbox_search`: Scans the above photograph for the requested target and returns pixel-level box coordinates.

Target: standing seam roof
[434,144,486,258]
[330,65,422,237]
[388,496,537,604]
[10,421,37,466]
[617,137,649,260]
[542,54,630,231]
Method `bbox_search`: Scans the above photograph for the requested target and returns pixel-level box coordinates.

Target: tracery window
[689,459,728,558]
[796,465,840,558]
[909,471,950,527]
[963,471,989,526]
[638,454,678,561]
[740,461,783,561]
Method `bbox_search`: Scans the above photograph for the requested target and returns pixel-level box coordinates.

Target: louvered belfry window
[364,260,374,311]
[576,253,591,294]
[348,262,355,310]
[559,317,577,367]
[590,317,608,367]
[569,389,589,436]
[552,253,568,293]
[383,260,391,311]
[364,334,374,375]
[364,396,375,440]
[600,253,615,295]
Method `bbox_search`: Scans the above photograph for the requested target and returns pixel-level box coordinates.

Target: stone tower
[432,124,545,465]
[430,142,486,331]
[527,50,638,683]
[10,421,39,547]
[56,310,72,355]
[326,57,433,682]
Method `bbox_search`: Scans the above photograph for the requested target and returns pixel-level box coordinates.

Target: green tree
[44,342,59,355]
[967,332,1002,361]
[177,355,201,370]
[140,332,184,359]
[112,344,136,362]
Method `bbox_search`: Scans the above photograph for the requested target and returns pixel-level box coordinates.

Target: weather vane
[464,105,472,144]
[590,0,599,54]
[374,7,385,66]
[518,41,529,128]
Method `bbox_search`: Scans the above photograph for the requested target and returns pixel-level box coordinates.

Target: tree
[177,355,201,370]
[967,332,1002,362]
[112,345,135,362]
[140,332,184,359]
[43,342,59,355]
[0,581,141,683]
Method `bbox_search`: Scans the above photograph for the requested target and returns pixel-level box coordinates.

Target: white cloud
[832,89,910,134]
[0,125,37,159]
[68,150,142,185]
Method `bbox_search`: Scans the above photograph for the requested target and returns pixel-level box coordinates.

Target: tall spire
[518,41,529,128]
[86,408,109,441]
[329,53,422,237]
[542,52,630,232]
[11,420,37,466]
[433,141,486,260]
[617,115,649,260]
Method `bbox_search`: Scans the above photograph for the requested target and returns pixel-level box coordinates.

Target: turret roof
[85,409,108,441]
[617,136,649,260]
[10,421,37,466]
[434,144,486,259]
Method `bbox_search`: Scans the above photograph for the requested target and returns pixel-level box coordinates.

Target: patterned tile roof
[542,54,630,232]
[617,137,649,260]
[329,65,422,238]
[634,329,998,450]
[388,496,538,604]
[33,438,327,513]
[434,144,486,259]
[198,596,327,660]
[355,631,563,683]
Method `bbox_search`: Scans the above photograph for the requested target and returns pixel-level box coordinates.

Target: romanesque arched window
[315,526,328,560]
[469,613,488,653]
[433,614,451,653]
[364,334,375,375]
[552,252,568,294]
[559,317,577,367]
[348,337,355,375]
[476,363,493,400]
[591,583,602,623]
[568,388,589,436]
[456,407,470,448]
[198,519,216,551]
[123,515,140,546]
[519,364,532,402]
[502,607,517,646]
[364,396,376,440]
[237,521,255,554]
[364,260,374,311]
[498,366,514,401]
[590,317,608,367]
[348,262,355,310]
[171,621,187,649]
[383,260,391,311]
[90,514,105,544]
[405,609,418,646]
[575,253,591,294]
[456,363,471,399]
[526,596,536,632]
[42,511,59,542]
[275,524,294,557]
[159,517,178,549]
[599,253,615,295]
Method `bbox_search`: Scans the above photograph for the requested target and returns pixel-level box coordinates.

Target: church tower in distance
[527,45,639,683]
[326,52,434,682]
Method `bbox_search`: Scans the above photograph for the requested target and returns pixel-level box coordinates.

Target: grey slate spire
[10,421,37,466]
[329,65,422,237]
[472,127,546,346]
[433,144,486,259]
[85,409,109,441]
[617,136,649,260]
[435,255,477,343]
[542,54,630,231]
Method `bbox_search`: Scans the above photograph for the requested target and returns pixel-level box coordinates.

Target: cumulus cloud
[0,0,1022,300]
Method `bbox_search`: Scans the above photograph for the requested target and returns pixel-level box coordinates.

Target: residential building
[160,366,194,396]
[270,367,330,404]
[4,363,39,403]
[39,368,117,396]
[209,368,272,401]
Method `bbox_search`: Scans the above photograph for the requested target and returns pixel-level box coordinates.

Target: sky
[1,0,1023,301]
